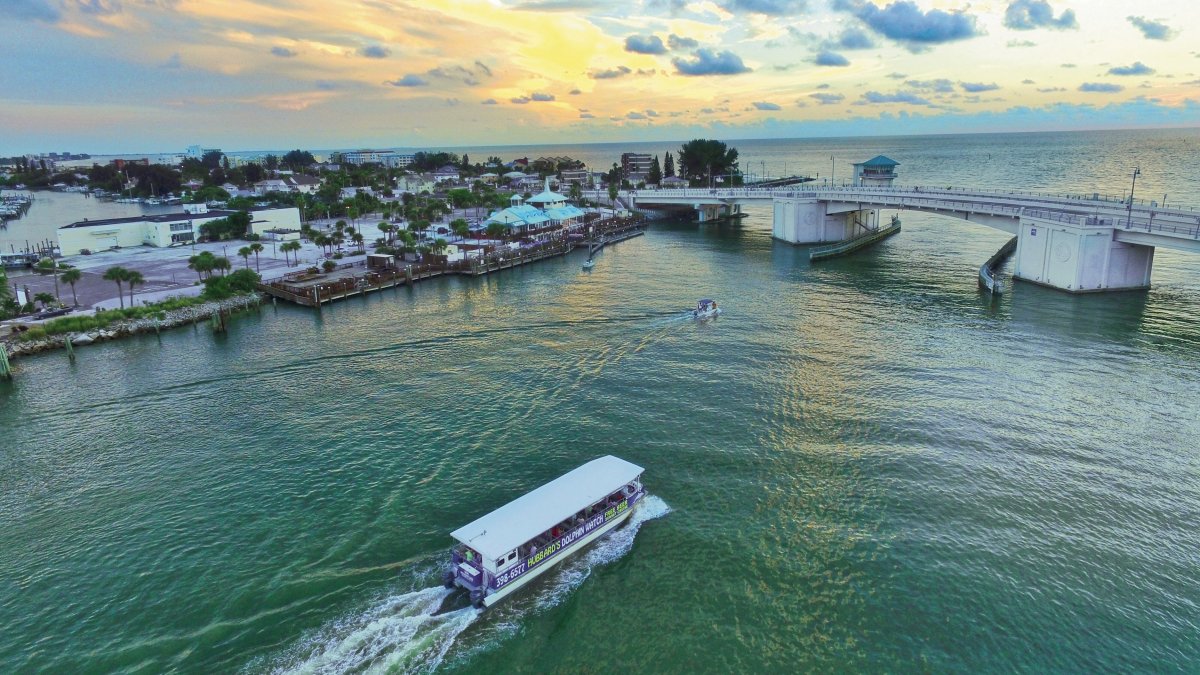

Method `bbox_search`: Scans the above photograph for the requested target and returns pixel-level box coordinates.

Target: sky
[1,0,1198,155]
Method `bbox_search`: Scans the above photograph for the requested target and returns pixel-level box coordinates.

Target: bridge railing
[617,184,1200,218]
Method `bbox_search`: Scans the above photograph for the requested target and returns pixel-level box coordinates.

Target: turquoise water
[3,130,1200,673]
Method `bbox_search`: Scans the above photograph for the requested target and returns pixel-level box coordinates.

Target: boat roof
[698,298,714,304]
[450,455,644,560]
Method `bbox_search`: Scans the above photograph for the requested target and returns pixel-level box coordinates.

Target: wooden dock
[259,218,645,308]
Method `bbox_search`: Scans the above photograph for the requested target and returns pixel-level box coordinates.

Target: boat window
[508,551,516,561]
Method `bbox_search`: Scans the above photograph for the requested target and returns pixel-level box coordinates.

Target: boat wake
[262,495,670,674]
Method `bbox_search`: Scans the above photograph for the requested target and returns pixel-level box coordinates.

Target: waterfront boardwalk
[259,217,644,308]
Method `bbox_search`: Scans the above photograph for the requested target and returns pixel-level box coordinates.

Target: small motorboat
[693,299,720,319]
[582,257,595,270]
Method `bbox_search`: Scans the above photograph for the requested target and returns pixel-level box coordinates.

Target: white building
[343,150,415,167]
[58,206,301,255]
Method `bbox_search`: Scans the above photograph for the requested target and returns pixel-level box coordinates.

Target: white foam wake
[271,586,478,675]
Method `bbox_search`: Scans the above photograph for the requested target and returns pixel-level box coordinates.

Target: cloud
[961,82,1000,92]
[510,0,608,9]
[315,80,338,90]
[270,46,298,58]
[590,66,632,79]
[720,0,807,15]
[511,96,531,104]
[74,0,121,15]
[837,0,980,46]
[1127,16,1174,40]
[360,45,390,59]
[625,34,667,54]
[816,83,830,89]
[672,48,751,76]
[1079,82,1124,93]
[859,90,933,105]
[386,74,427,87]
[1022,79,1035,84]
[836,28,875,50]
[1003,1,1077,31]
[626,111,647,119]
[887,72,907,79]
[700,108,715,114]
[810,92,845,105]
[531,92,555,101]
[1037,86,1066,92]
[1007,39,1037,47]
[10,0,60,21]
[481,98,498,104]
[426,63,493,86]
[161,53,182,69]
[906,79,954,93]
[580,112,595,118]
[815,51,850,66]
[569,88,582,95]
[668,34,699,50]
[645,109,659,117]
[1108,62,1155,76]
[753,101,782,110]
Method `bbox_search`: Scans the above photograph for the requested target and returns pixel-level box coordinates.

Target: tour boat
[582,257,595,269]
[444,455,646,608]
[693,298,720,319]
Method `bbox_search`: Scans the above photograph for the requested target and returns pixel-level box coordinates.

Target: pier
[810,215,901,261]
[259,217,645,308]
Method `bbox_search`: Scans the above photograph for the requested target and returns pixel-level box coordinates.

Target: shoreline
[2,293,263,362]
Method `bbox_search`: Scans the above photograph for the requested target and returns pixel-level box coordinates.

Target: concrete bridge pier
[1014,216,1153,292]
[695,204,724,222]
[771,198,876,244]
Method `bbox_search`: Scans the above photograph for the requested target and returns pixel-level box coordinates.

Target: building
[559,169,589,185]
[482,190,584,240]
[253,175,322,195]
[58,206,301,255]
[851,156,899,187]
[620,152,653,180]
[433,165,461,183]
[186,145,221,160]
[342,149,415,167]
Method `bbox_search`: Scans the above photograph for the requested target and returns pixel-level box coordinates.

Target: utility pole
[830,155,835,187]
[1125,166,1140,229]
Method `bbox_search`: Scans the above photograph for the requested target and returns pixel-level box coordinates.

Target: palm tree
[282,241,302,266]
[34,291,56,311]
[125,270,144,306]
[431,238,448,255]
[238,246,252,269]
[188,252,212,280]
[60,268,82,306]
[451,218,470,241]
[213,256,232,276]
[36,258,60,300]
[486,222,507,242]
[352,232,364,253]
[249,242,264,272]
[103,266,128,309]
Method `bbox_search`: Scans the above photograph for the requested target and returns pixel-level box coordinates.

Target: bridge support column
[695,204,724,222]
[1014,218,1153,292]
[772,198,871,244]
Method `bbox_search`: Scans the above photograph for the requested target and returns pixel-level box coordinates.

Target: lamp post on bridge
[1125,166,1141,230]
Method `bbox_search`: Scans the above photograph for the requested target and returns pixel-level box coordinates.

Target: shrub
[19,326,48,341]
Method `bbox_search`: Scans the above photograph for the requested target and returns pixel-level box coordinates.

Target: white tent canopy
[450,455,644,560]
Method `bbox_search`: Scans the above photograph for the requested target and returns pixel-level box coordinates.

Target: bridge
[597,185,1200,294]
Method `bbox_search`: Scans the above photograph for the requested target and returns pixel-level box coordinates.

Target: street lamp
[1125,166,1141,229]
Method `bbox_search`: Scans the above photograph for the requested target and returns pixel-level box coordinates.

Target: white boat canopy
[450,455,644,560]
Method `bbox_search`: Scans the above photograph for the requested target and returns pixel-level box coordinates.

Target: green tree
[60,268,82,306]
[102,266,129,309]
[322,260,337,273]
[34,291,56,310]
[190,186,231,204]
[249,242,264,272]
[664,151,675,178]
[238,246,252,269]
[677,139,739,186]
[125,270,144,306]
[212,256,232,276]
[450,218,470,240]
[486,222,507,241]
[201,150,224,170]
[608,181,619,204]
[188,251,217,280]
[648,155,662,186]
[568,181,582,204]
[431,238,449,255]
[280,241,301,266]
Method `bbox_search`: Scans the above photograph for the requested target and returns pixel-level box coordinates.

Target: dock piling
[0,343,11,379]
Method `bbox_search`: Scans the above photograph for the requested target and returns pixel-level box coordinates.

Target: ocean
[1,128,1199,673]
